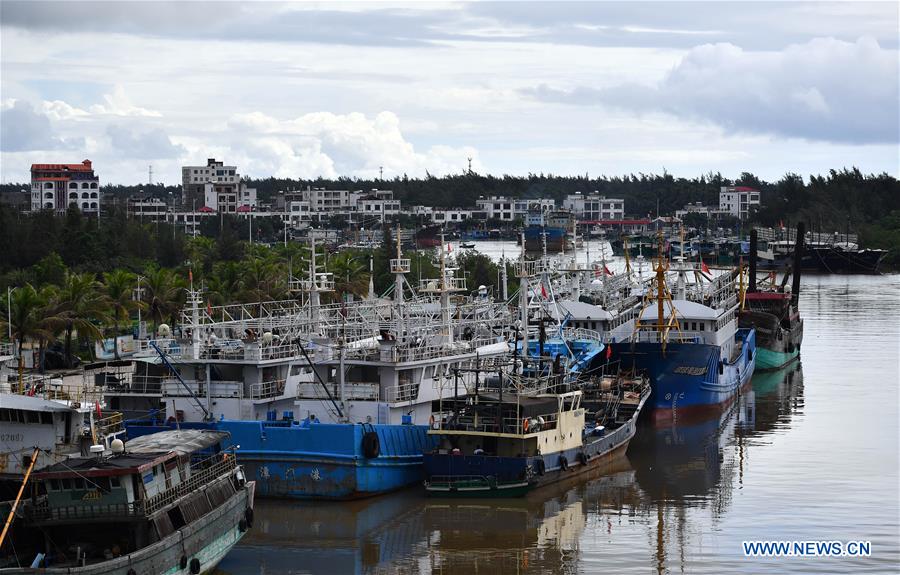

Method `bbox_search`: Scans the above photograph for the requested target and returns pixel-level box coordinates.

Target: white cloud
[227,110,481,179]
[89,85,162,117]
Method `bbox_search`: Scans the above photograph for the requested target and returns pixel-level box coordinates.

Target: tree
[328,252,370,299]
[144,267,185,329]
[4,285,58,384]
[57,272,109,367]
[103,269,143,358]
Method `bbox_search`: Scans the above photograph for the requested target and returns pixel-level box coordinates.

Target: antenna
[379,166,384,180]
[148,165,153,186]
[467,157,472,173]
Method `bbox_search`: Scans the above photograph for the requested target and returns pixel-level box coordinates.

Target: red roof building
[30,159,101,215]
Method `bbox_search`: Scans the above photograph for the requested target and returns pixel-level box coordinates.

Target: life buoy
[127,569,136,575]
[429,415,435,428]
[718,361,724,375]
[245,507,254,528]
[239,518,248,532]
[190,558,201,574]
[559,455,569,471]
[534,459,545,476]
[362,431,380,458]
[577,452,589,466]
[180,556,188,569]
[523,418,529,432]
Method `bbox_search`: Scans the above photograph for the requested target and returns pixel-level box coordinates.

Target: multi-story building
[431,209,472,224]
[303,188,353,212]
[126,197,169,222]
[357,191,401,223]
[475,196,555,222]
[181,158,240,208]
[719,186,760,220]
[674,202,733,220]
[30,160,101,215]
[563,192,624,221]
[203,182,257,213]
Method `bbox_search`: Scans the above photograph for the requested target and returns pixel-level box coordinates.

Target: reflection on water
[218,274,899,574]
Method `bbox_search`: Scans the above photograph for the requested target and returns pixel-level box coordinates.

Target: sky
[1,1,898,185]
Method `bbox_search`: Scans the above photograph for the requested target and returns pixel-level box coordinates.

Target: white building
[357,193,401,223]
[30,160,101,215]
[719,186,760,220]
[202,182,257,213]
[126,197,168,222]
[182,158,239,207]
[475,196,555,221]
[431,209,472,224]
[674,202,733,220]
[563,192,624,221]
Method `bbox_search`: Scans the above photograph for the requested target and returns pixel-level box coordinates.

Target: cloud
[106,125,185,159]
[523,37,899,144]
[89,85,161,117]
[0,99,82,151]
[226,110,481,178]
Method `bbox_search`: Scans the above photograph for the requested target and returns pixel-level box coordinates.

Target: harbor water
[216,247,899,574]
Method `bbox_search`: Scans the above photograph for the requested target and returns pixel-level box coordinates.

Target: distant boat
[524,209,574,252]
[460,241,476,249]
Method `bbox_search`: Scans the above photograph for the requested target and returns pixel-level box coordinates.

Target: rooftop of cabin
[32,430,229,480]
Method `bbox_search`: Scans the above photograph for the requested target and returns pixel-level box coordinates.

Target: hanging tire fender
[362,430,380,458]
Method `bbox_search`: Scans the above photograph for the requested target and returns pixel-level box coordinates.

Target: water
[217,252,900,574]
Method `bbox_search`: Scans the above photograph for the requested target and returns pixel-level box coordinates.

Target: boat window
[110,476,120,487]
[0,409,8,422]
[48,479,59,491]
[60,478,71,490]
[72,478,84,489]
[290,364,305,376]
[41,412,53,424]
[424,366,435,380]
[699,322,705,331]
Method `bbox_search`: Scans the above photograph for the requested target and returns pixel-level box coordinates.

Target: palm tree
[102,270,143,358]
[329,252,370,299]
[207,261,243,306]
[144,267,185,329]
[57,272,109,367]
[240,257,287,303]
[4,285,57,386]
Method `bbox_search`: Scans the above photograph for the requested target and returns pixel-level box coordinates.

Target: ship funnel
[749,229,757,293]
[791,222,805,306]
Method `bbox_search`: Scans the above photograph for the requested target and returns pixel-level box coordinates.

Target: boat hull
[608,329,756,423]
[218,421,438,500]
[5,482,255,575]
[424,404,641,498]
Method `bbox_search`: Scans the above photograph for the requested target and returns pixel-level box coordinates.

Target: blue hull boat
[609,328,756,422]
[126,418,438,500]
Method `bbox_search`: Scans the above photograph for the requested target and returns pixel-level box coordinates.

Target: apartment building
[30,160,101,215]
[719,186,760,220]
[563,193,624,221]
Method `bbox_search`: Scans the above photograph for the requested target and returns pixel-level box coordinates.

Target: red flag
[604,265,614,276]
[95,401,102,418]
[207,300,213,315]
[605,345,612,360]
[700,256,710,274]
[188,269,193,283]
[447,243,452,253]
[27,386,35,397]
[541,283,548,299]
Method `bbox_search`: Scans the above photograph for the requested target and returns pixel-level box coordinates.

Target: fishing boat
[459,241,476,249]
[606,235,756,422]
[0,429,254,574]
[739,226,804,370]
[422,356,649,497]
[524,209,574,253]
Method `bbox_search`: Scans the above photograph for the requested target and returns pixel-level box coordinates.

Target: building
[589,219,650,235]
[563,192,624,221]
[181,158,241,208]
[674,202,733,221]
[30,160,101,215]
[303,188,354,212]
[202,181,257,213]
[475,196,555,222]
[431,209,472,224]
[357,191,401,223]
[126,197,169,222]
[719,186,760,220]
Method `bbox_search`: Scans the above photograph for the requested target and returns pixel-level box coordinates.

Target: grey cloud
[523,37,899,144]
[0,100,81,151]
[4,1,895,50]
[106,125,185,159]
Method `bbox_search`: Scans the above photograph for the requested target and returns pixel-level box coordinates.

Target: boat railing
[0,341,14,356]
[25,500,146,524]
[557,327,602,342]
[8,376,104,404]
[162,379,243,398]
[433,411,559,435]
[384,381,420,403]
[101,374,166,395]
[516,259,549,278]
[142,453,237,516]
[96,412,124,436]
[296,380,379,401]
[249,378,287,400]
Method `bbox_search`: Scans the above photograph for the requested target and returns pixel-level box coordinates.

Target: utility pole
[379,166,384,180]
